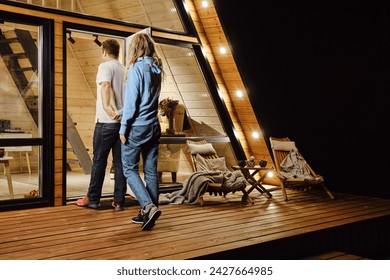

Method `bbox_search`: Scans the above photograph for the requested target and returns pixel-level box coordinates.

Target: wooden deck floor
[1,188,390,260]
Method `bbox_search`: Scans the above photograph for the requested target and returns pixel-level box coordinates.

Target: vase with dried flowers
[158,97,179,135]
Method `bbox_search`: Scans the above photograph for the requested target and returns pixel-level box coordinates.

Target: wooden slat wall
[66,37,107,165]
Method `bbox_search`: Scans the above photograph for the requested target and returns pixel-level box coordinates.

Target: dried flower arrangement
[158,97,179,119]
[158,97,180,134]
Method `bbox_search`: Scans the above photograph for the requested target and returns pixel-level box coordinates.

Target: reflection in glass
[10,0,185,33]
[0,145,40,200]
[0,21,41,201]
[65,31,230,199]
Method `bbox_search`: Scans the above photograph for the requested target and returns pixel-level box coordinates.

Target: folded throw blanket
[168,170,247,204]
[278,149,314,180]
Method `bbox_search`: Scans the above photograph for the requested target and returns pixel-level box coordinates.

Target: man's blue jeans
[87,122,127,205]
[121,122,161,208]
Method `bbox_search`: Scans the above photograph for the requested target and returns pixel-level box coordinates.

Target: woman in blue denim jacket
[119,33,164,231]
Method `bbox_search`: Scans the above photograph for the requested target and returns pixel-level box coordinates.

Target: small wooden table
[232,165,274,198]
[0,156,14,199]
[0,133,32,174]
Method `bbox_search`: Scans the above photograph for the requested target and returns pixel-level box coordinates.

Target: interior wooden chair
[186,139,252,205]
[269,136,335,201]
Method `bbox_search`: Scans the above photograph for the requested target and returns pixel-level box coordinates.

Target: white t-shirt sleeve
[96,63,112,84]
[95,62,117,123]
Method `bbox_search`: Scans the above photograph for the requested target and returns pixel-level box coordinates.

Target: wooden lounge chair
[269,136,335,201]
[186,139,252,205]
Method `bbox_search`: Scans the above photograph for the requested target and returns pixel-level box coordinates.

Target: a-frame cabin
[1,0,390,261]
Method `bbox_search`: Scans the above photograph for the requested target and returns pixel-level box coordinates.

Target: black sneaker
[141,204,161,231]
[131,210,143,224]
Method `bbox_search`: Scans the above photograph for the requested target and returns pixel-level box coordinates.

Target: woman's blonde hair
[125,33,164,81]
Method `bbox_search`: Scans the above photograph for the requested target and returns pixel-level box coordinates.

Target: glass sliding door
[65,28,126,200]
[64,27,238,199]
[0,12,54,209]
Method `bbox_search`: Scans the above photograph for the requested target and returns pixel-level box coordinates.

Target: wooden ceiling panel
[160,47,193,58]
[162,56,197,66]
[180,91,210,101]
[168,65,200,75]
[217,63,238,73]
[173,74,204,84]
[177,82,208,93]
[80,0,143,16]
[196,4,218,19]
[200,18,222,29]
[184,100,214,109]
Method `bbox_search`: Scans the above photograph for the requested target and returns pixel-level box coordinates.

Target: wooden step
[2,52,27,59]
[0,37,19,44]
[11,67,34,72]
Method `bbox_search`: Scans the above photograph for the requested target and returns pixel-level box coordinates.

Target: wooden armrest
[285,178,305,182]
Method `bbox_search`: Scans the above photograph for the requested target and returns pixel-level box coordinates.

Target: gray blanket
[278,149,314,180]
[168,170,246,204]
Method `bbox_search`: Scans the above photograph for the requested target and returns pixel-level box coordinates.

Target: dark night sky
[213,0,390,197]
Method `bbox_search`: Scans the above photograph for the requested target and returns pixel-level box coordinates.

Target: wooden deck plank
[0,191,377,243]
[307,251,370,260]
[1,190,390,260]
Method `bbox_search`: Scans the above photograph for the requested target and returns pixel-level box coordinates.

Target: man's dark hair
[102,39,120,58]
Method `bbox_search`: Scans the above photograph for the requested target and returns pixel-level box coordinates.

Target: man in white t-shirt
[77,39,127,210]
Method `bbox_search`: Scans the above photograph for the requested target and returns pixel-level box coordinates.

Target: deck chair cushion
[271,140,297,151]
[187,142,216,155]
[195,153,228,172]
